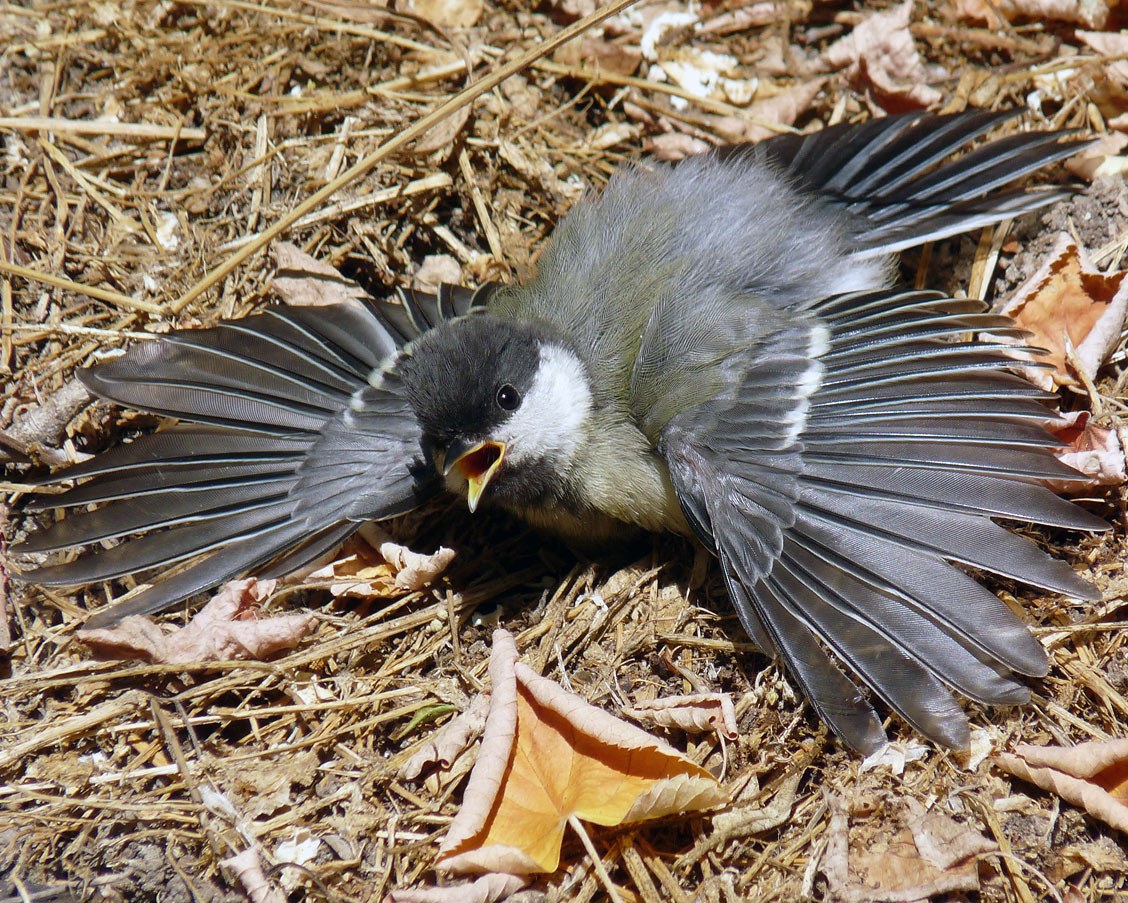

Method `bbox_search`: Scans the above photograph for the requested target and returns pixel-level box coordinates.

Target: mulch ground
[2,1,1127,901]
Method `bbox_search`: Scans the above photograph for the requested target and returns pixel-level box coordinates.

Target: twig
[171,0,644,313]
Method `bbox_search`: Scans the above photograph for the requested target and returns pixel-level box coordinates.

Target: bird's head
[399,315,593,512]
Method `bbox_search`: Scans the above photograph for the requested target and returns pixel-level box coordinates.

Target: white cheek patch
[503,344,592,465]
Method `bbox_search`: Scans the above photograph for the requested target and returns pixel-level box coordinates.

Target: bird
[13,107,1108,754]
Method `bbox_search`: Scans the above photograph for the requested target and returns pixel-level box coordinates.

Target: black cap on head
[399,315,553,450]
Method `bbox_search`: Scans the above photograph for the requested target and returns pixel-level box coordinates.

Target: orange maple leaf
[436,630,728,876]
[996,233,1128,391]
[995,739,1128,834]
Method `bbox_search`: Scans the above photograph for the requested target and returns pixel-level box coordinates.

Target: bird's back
[488,152,882,436]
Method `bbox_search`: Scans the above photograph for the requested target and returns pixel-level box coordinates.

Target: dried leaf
[554,36,641,77]
[821,792,996,901]
[436,629,728,875]
[1076,30,1128,89]
[402,0,483,28]
[1060,839,1128,875]
[300,537,455,597]
[78,579,316,663]
[858,739,930,776]
[994,233,1128,390]
[953,0,1114,29]
[413,255,463,294]
[498,140,582,203]
[1044,411,1127,492]
[271,242,370,308]
[414,105,473,156]
[388,873,528,903]
[1064,132,1128,182]
[586,122,641,152]
[622,693,738,739]
[646,132,713,161]
[379,541,457,591]
[224,750,320,818]
[712,79,825,143]
[400,693,492,781]
[698,3,787,35]
[820,1,943,109]
[652,48,758,109]
[221,848,287,903]
[994,739,1128,834]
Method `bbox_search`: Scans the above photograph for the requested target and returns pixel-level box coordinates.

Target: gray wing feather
[738,109,1090,256]
[14,298,439,628]
[661,288,1104,754]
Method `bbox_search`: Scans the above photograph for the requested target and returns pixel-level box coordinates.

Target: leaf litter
[2,0,1128,901]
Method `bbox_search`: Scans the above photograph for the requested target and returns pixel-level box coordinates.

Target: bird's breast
[562,413,691,537]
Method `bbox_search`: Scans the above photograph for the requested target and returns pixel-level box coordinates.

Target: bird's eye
[495,384,521,411]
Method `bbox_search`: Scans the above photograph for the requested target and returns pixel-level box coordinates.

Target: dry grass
[2,1,1128,901]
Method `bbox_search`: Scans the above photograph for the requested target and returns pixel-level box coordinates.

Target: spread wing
[13,288,488,629]
[725,108,1089,256]
[660,288,1104,753]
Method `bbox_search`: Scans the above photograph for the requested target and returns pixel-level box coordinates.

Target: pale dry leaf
[858,739,929,776]
[962,728,998,772]
[498,140,582,202]
[1075,31,1128,89]
[994,739,1128,834]
[993,232,1128,390]
[551,0,595,18]
[554,36,641,77]
[903,798,998,871]
[712,79,824,143]
[646,132,713,161]
[78,578,316,663]
[1061,839,1128,875]
[221,848,287,903]
[387,873,528,903]
[1044,411,1127,492]
[400,692,491,781]
[271,241,369,308]
[820,1,943,109]
[414,104,473,156]
[820,792,995,902]
[653,48,757,109]
[586,122,641,151]
[401,0,482,28]
[1064,132,1128,182]
[300,537,454,597]
[698,2,785,35]
[622,692,738,739]
[223,750,320,819]
[639,9,698,62]
[953,0,1114,29]
[439,628,526,873]
[379,541,456,591]
[275,831,321,872]
[413,255,463,294]
[436,629,727,876]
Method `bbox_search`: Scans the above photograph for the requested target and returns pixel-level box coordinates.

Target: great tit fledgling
[14,109,1107,754]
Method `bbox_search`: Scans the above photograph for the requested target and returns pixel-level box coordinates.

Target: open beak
[444,439,506,513]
